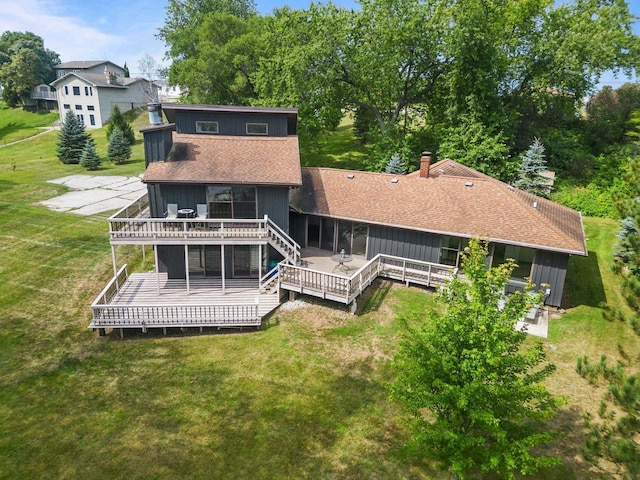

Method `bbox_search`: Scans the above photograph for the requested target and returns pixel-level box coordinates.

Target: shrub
[551,183,619,218]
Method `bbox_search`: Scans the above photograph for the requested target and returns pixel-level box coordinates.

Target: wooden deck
[90,270,280,331]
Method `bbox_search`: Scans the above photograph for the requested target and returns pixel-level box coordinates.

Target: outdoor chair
[166,203,178,219]
[196,204,208,218]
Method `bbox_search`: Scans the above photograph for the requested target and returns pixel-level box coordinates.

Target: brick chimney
[419,151,432,178]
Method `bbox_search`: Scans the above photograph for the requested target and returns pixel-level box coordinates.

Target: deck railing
[90,303,260,329]
[93,264,129,306]
[278,254,457,304]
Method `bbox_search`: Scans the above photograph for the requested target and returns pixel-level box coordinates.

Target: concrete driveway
[39,174,146,215]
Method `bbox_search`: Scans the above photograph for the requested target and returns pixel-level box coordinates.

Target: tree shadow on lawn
[0,121,27,141]
[563,250,606,308]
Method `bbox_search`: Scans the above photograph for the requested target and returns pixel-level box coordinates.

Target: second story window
[64,86,68,95]
[196,121,219,134]
[73,86,80,95]
[75,105,82,110]
[246,123,268,135]
[87,105,95,111]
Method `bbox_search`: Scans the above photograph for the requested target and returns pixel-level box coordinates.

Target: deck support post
[221,244,226,294]
[154,245,160,294]
[98,328,106,337]
[350,299,357,314]
[163,327,167,335]
[184,245,190,295]
[258,244,262,289]
[119,328,124,340]
[111,245,117,282]
[142,244,146,263]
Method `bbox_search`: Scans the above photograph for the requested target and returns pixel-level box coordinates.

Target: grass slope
[0,116,637,479]
[0,104,59,145]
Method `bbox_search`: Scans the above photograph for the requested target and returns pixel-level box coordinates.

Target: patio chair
[196,203,208,218]
[166,203,178,219]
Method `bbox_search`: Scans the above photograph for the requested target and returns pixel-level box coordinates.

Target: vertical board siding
[289,212,306,246]
[532,250,569,307]
[158,245,186,279]
[175,112,289,136]
[258,187,290,232]
[148,184,164,218]
[367,225,441,263]
[158,184,207,214]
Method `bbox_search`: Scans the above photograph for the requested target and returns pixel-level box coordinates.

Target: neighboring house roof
[290,159,587,255]
[50,72,147,89]
[143,133,302,187]
[55,60,122,70]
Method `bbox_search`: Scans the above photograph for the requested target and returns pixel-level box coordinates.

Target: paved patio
[39,174,146,215]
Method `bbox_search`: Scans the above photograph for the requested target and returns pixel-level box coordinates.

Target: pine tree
[79,137,101,170]
[107,127,132,164]
[385,152,406,174]
[514,138,550,197]
[105,105,135,145]
[56,110,90,164]
[123,62,130,78]
[392,239,561,479]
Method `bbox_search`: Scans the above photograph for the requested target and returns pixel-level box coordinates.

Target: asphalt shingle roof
[291,160,587,255]
[143,134,302,186]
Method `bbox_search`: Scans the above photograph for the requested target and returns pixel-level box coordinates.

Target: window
[84,86,92,96]
[246,123,268,135]
[337,221,368,255]
[195,121,219,134]
[89,115,95,126]
[72,86,80,95]
[75,105,82,110]
[207,186,256,219]
[87,105,95,111]
[64,86,68,95]
[77,114,84,124]
[439,236,469,268]
[492,244,535,280]
[63,103,70,109]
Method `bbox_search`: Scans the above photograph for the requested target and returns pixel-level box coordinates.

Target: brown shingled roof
[291,161,587,255]
[143,134,302,186]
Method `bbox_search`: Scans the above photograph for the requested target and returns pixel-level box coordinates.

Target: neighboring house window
[73,86,80,95]
[89,87,93,96]
[64,86,68,95]
[440,236,469,268]
[84,86,89,95]
[207,186,256,219]
[492,244,535,281]
[89,115,95,126]
[195,121,219,134]
[77,114,84,124]
[246,123,268,135]
[75,105,82,110]
[87,105,95,111]
[63,103,70,109]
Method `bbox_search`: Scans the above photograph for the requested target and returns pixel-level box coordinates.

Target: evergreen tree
[79,137,101,170]
[384,152,406,175]
[123,62,130,78]
[392,238,561,479]
[107,127,132,164]
[513,138,550,196]
[56,110,90,164]
[105,105,135,145]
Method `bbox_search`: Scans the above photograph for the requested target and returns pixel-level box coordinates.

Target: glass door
[233,246,260,278]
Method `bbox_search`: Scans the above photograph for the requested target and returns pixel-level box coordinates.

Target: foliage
[107,127,132,164]
[137,53,161,81]
[586,84,640,151]
[0,31,60,107]
[56,110,90,164]
[576,355,639,479]
[384,152,406,175]
[392,239,561,479]
[123,62,130,78]
[79,137,101,170]
[514,138,550,196]
[105,105,135,145]
[551,183,619,219]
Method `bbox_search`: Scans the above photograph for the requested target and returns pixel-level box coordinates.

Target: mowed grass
[0,113,638,479]
[0,104,59,145]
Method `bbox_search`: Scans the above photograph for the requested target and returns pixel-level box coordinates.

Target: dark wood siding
[147,184,164,217]
[258,187,290,232]
[157,184,207,216]
[175,112,289,136]
[531,250,569,307]
[158,245,185,279]
[367,225,441,263]
[289,212,306,246]
[143,129,173,167]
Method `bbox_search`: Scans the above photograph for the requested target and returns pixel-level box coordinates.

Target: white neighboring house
[50,61,158,129]
[157,81,183,103]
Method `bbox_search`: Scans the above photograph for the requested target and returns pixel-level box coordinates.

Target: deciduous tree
[392,238,561,479]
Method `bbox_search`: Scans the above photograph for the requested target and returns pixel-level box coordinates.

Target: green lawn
[0,115,637,479]
[0,104,59,145]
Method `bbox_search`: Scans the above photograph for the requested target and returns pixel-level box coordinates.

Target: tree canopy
[392,239,561,479]
[0,31,60,107]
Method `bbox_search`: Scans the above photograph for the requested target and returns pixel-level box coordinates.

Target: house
[26,84,57,110]
[89,104,587,337]
[50,60,158,129]
[156,80,183,103]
